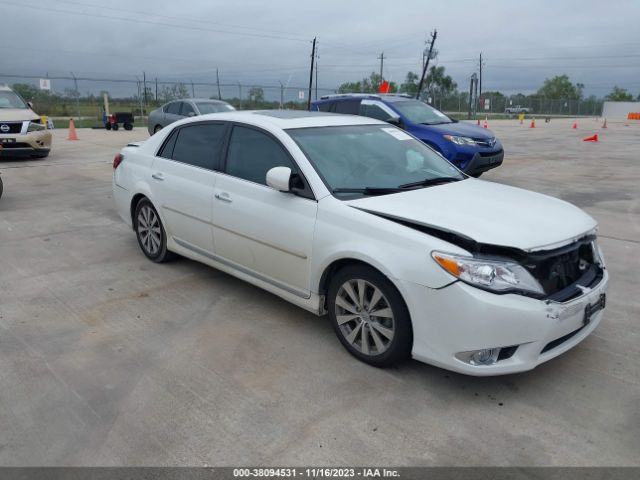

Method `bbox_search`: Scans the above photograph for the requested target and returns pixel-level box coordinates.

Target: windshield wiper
[397,176,463,189]
[332,187,403,196]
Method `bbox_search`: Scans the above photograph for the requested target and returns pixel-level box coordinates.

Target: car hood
[345,179,597,252]
[414,121,495,140]
[0,108,39,122]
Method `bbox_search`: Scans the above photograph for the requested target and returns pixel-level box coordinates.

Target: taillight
[113,153,123,170]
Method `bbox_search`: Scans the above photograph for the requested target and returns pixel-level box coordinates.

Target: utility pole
[216,68,222,100]
[416,30,437,99]
[307,37,316,110]
[143,71,147,107]
[468,73,477,119]
[155,77,158,101]
[279,81,284,109]
[378,52,385,80]
[190,80,195,98]
[70,71,81,122]
[479,52,484,102]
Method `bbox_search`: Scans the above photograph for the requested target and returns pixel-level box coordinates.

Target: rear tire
[124,122,133,131]
[105,123,112,131]
[328,264,412,367]
[112,123,119,131]
[134,198,174,263]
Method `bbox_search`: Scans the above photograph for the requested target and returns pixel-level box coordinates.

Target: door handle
[214,192,232,203]
[151,172,164,181]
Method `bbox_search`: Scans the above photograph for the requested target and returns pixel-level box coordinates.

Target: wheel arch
[130,193,148,228]
[317,257,402,307]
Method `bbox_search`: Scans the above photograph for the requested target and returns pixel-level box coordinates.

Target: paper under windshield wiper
[397,177,462,189]
[332,186,403,195]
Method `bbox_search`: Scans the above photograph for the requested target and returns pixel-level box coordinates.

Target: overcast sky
[2,0,639,98]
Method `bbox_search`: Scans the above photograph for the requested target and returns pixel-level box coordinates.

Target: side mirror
[27,101,34,109]
[451,118,459,123]
[386,116,404,129]
[266,166,292,192]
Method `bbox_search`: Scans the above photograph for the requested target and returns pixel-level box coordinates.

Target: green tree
[537,74,582,100]
[400,71,420,96]
[605,86,634,101]
[425,66,457,98]
[337,72,397,94]
[159,83,189,102]
[248,87,265,103]
[397,67,457,100]
[11,83,40,101]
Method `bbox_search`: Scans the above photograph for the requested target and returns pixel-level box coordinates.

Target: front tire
[328,265,412,367]
[134,198,173,263]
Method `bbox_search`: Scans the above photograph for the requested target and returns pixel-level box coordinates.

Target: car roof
[192,110,385,129]
[315,93,414,103]
[165,98,228,104]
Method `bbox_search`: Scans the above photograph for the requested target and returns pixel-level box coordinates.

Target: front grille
[523,240,598,297]
[0,142,31,149]
[473,137,496,148]
[541,326,585,354]
[478,148,503,157]
[0,122,23,134]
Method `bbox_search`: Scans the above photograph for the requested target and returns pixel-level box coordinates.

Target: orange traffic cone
[602,118,607,129]
[571,121,577,129]
[68,118,79,141]
[483,116,488,128]
[530,118,536,128]
[583,134,598,142]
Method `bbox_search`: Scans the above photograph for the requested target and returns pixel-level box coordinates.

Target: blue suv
[311,94,504,177]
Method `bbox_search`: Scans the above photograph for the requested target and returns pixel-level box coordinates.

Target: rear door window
[162,123,228,170]
[166,102,181,115]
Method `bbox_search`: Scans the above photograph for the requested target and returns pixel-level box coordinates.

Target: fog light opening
[470,348,500,365]
[456,347,503,366]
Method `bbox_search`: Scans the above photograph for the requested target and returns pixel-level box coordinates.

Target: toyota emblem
[0,124,9,133]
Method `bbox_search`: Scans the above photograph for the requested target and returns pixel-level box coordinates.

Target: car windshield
[388,99,452,125]
[287,124,464,198]
[0,91,28,109]
[196,102,235,114]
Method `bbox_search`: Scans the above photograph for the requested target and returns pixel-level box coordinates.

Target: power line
[40,0,308,39]
[0,1,310,43]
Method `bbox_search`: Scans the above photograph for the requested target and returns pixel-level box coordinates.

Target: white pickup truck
[505,105,532,114]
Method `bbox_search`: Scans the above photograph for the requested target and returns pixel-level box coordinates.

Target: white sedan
[112,111,608,375]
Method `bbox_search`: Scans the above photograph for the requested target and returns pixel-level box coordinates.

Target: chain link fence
[1,73,604,127]
[427,92,603,118]
[0,74,338,127]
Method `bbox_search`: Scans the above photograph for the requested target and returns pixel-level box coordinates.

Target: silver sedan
[147,98,235,135]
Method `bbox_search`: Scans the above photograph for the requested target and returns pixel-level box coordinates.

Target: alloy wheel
[334,279,395,356]
[137,205,162,256]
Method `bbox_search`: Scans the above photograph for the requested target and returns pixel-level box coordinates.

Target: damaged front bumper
[398,267,609,376]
